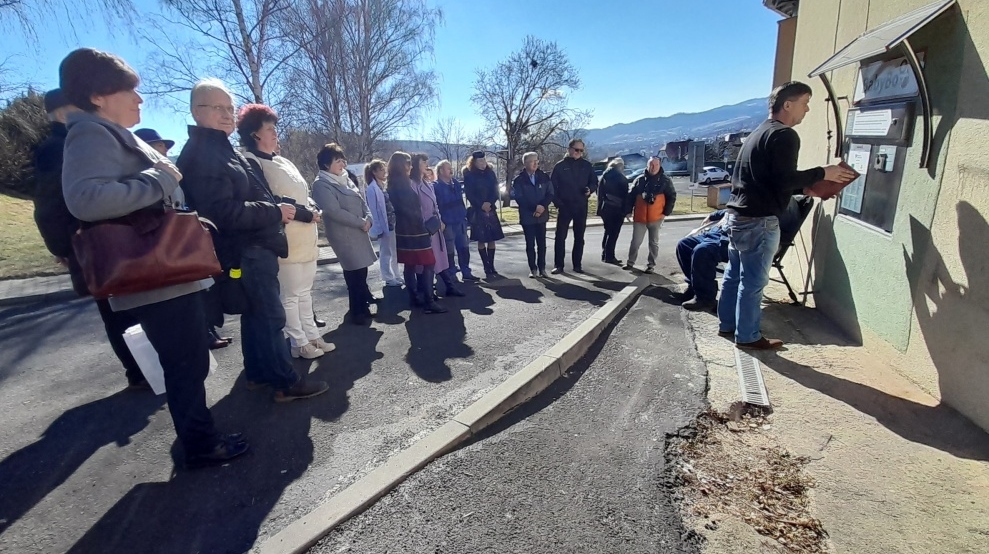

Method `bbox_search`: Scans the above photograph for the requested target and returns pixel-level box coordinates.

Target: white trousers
[378,231,401,284]
[278,260,320,347]
[628,220,663,268]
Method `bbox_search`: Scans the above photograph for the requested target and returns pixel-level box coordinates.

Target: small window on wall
[837,142,904,233]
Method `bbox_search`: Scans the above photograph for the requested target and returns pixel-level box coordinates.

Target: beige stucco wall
[773,16,798,88]
[775,0,989,431]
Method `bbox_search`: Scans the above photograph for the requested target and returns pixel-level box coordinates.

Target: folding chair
[770,196,815,304]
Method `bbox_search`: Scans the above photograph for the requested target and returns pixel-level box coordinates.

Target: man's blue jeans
[443,219,473,277]
[240,247,300,390]
[675,230,727,302]
[717,213,781,344]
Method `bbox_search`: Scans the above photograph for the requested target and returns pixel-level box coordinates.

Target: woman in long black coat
[462,150,505,278]
[597,157,630,265]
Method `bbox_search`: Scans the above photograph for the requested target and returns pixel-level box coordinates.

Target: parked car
[698,166,731,184]
[626,168,645,184]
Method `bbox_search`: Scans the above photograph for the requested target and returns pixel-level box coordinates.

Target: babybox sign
[853,54,924,104]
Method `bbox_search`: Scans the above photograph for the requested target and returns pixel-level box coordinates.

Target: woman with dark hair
[462,151,505,279]
[598,157,630,265]
[239,104,333,356]
[59,48,247,468]
[311,143,379,325]
[387,152,446,313]
[364,159,403,287]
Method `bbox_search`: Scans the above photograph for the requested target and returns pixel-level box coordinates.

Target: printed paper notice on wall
[851,109,893,137]
[841,144,870,213]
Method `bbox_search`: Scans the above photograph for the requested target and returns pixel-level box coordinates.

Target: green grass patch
[496,195,713,225]
[0,194,66,280]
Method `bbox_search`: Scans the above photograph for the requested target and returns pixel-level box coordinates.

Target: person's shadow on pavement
[480,278,544,304]
[404,306,473,383]
[764,353,989,462]
[0,390,165,536]
[65,325,384,554]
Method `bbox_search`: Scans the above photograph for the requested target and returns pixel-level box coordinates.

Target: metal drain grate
[734,348,771,406]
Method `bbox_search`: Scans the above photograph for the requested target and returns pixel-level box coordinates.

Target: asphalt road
[0,221,697,554]
[312,290,707,554]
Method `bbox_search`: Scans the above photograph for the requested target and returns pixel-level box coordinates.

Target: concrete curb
[257,275,652,554]
[0,288,78,308]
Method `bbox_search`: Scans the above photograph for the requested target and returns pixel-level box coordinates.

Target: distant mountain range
[583,97,768,155]
[385,97,769,162]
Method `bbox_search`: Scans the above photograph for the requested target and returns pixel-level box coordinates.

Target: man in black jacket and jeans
[178,79,327,403]
[550,138,597,273]
[31,88,146,390]
[718,82,855,350]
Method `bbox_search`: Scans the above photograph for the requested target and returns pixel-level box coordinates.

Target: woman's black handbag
[599,194,626,219]
[424,216,441,235]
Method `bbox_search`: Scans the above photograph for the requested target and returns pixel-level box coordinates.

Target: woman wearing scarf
[311,143,379,325]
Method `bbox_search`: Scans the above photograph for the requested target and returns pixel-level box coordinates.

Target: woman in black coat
[462,150,505,278]
[597,157,630,265]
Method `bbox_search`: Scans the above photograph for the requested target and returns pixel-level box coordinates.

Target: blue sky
[3,0,781,151]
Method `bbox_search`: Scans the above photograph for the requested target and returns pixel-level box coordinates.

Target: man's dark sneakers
[274,380,330,403]
[682,298,718,312]
[538,269,548,278]
[551,267,564,275]
[185,435,249,469]
[604,258,622,266]
[736,337,784,350]
[462,274,481,282]
[528,270,537,278]
[572,267,584,274]
[717,329,735,340]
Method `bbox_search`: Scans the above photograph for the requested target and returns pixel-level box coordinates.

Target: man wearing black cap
[31,89,148,390]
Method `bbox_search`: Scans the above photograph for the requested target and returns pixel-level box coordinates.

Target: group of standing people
[37,48,842,472]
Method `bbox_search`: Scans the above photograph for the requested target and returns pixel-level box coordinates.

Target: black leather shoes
[185,435,249,469]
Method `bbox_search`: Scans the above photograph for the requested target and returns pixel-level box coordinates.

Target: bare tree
[0,0,135,41]
[471,35,590,179]
[427,117,480,165]
[141,0,298,111]
[283,0,441,161]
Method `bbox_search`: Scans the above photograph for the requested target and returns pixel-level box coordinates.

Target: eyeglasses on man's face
[571,147,584,153]
[197,104,236,116]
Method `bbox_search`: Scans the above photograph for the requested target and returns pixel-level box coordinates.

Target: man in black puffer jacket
[550,138,598,273]
[178,79,327,403]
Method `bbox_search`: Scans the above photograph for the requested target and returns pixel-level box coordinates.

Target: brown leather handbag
[72,207,222,299]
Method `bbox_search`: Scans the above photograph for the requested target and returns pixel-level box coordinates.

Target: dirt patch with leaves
[666,407,830,553]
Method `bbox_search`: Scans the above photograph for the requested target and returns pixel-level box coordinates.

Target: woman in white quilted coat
[239,104,335,359]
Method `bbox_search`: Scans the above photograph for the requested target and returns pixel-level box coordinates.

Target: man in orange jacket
[625,156,677,273]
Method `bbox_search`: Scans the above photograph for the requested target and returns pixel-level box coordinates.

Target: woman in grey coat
[311,143,379,325]
[58,48,247,469]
